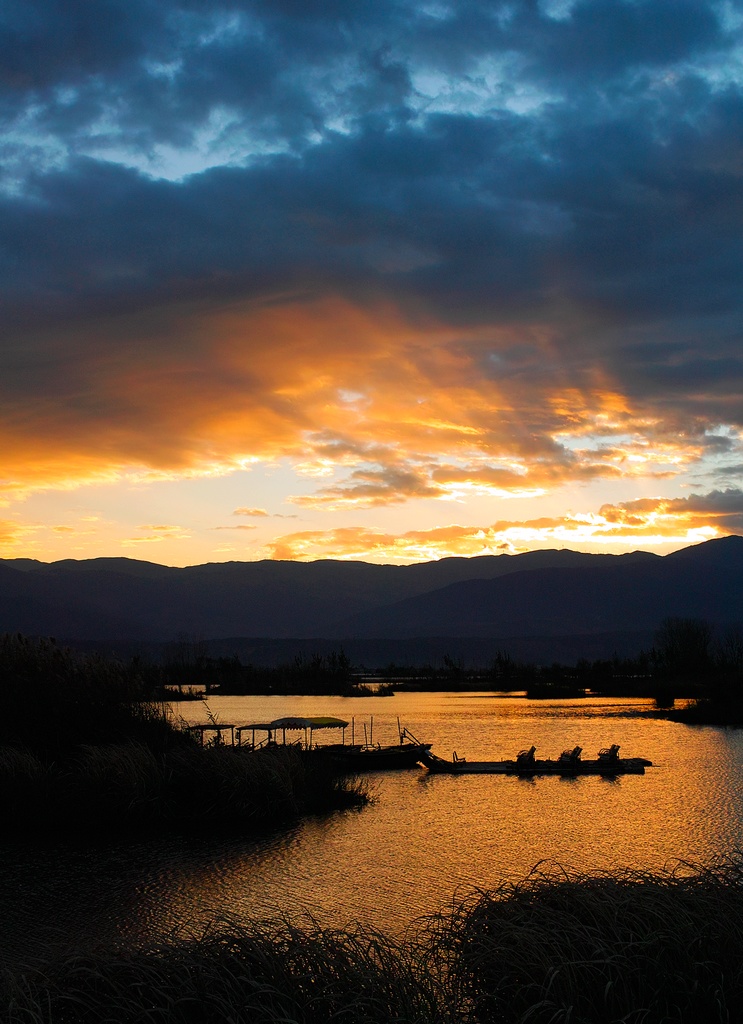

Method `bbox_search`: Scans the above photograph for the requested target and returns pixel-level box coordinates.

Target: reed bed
[0,633,177,758]
[1,921,451,1024]
[0,742,369,834]
[0,634,368,835]
[4,859,743,1023]
[440,858,743,1023]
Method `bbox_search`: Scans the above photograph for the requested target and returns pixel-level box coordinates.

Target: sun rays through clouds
[1,0,742,563]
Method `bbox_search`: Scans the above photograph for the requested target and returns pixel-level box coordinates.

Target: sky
[1,0,743,566]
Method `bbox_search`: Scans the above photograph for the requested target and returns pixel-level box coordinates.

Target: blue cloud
[0,0,741,435]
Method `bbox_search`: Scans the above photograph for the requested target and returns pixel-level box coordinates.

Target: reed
[0,741,368,834]
[57,742,165,826]
[0,746,49,819]
[4,859,743,1023]
[160,745,369,827]
[0,633,178,757]
[1,921,451,1024]
[441,858,743,1023]
[0,633,368,834]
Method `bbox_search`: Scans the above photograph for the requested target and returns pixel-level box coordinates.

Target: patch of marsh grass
[0,746,49,818]
[0,634,368,836]
[0,741,369,835]
[1,921,453,1024]
[5,859,743,1023]
[441,858,743,1023]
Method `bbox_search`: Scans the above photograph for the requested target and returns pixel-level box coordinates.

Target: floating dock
[419,744,652,775]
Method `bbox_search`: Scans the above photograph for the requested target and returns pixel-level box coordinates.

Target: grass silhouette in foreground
[3,858,742,1023]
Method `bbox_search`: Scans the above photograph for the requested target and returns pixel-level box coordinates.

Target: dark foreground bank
[0,634,367,835]
[3,859,742,1024]
[0,742,368,835]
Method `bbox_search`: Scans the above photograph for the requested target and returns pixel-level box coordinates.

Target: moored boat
[235,716,430,771]
[327,728,431,771]
[418,743,652,775]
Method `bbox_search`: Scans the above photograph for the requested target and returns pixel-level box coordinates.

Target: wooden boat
[418,743,652,775]
[235,716,352,748]
[326,728,432,771]
[235,716,430,771]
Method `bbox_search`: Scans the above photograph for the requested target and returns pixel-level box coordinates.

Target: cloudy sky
[1,0,742,564]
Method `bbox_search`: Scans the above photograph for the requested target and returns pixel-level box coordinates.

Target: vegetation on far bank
[0,634,368,837]
[152,618,743,714]
[4,857,743,1023]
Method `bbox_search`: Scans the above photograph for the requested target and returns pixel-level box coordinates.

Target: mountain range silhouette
[1,536,741,664]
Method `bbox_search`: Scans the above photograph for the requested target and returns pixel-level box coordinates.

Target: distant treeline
[156,619,743,709]
[381,620,742,692]
[379,618,743,714]
[5,616,743,718]
[167,646,384,697]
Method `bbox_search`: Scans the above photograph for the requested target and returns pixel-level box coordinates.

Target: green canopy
[269,716,348,730]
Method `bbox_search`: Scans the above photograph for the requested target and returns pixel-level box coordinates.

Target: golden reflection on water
[158,692,743,935]
[3,692,743,962]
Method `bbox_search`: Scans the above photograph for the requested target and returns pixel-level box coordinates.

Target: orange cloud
[0,519,39,551]
[599,489,743,533]
[265,524,513,561]
[122,524,191,545]
[0,295,730,513]
[263,492,737,562]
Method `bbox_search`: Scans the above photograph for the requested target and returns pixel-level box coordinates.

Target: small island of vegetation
[0,633,368,837]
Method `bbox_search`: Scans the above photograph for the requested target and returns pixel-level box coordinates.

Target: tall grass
[161,743,368,829]
[0,634,369,834]
[1,921,450,1024]
[440,859,743,1023]
[0,633,178,757]
[0,746,48,819]
[0,742,369,834]
[3,859,743,1023]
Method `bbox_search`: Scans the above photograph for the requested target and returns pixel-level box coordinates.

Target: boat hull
[323,742,432,771]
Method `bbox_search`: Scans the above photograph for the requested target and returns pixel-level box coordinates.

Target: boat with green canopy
[236,716,349,747]
[235,715,430,770]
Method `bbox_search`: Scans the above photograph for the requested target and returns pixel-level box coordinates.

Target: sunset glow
[2,1,742,565]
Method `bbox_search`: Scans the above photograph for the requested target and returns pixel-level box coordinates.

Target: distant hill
[0,547,656,640]
[335,536,743,638]
[0,537,740,664]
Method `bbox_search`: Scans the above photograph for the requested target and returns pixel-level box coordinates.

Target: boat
[235,716,430,771]
[327,727,432,771]
[418,743,652,775]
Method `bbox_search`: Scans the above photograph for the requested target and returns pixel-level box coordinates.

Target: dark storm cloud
[1,0,742,475]
[514,0,723,85]
[1,0,732,150]
[5,83,741,328]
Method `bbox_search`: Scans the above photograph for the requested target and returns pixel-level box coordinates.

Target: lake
[3,691,742,964]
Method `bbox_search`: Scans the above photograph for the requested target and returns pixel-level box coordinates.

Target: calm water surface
[3,692,743,963]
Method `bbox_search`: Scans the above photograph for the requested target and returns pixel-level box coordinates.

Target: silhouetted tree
[654,617,713,681]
